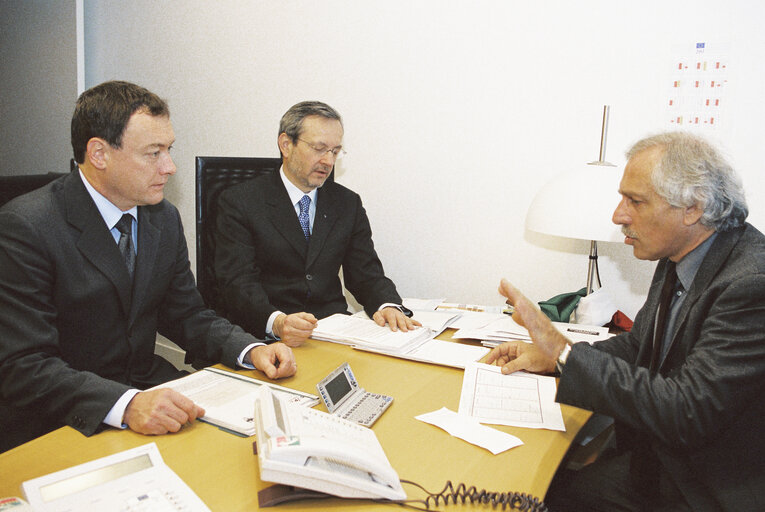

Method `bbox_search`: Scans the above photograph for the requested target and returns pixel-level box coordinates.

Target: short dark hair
[278,101,342,142]
[71,81,169,164]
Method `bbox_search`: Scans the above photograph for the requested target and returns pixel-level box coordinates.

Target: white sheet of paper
[415,407,523,454]
[448,311,507,331]
[401,338,489,368]
[459,362,565,431]
[402,297,446,311]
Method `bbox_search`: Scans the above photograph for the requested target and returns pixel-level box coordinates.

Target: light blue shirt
[79,170,137,249]
[280,166,318,232]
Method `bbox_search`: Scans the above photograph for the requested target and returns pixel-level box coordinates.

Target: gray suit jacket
[557,223,765,511]
[0,172,257,451]
[214,172,402,338]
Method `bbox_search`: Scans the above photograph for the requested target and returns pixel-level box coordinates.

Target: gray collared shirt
[659,232,718,361]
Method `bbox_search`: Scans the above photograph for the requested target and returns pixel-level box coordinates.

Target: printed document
[313,313,433,353]
[355,338,489,369]
[152,367,318,436]
[458,362,565,431]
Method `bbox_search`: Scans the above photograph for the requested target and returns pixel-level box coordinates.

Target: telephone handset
[254,386,406,501]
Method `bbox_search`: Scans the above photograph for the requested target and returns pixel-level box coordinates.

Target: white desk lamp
[526,106,623,295]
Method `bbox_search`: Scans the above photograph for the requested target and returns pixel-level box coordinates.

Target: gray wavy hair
[279,101,342,142]
[626,132,748,232]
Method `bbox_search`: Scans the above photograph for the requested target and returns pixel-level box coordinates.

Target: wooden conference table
[0,331,591,511]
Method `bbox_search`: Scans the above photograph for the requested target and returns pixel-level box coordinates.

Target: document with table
[459,362,565,431]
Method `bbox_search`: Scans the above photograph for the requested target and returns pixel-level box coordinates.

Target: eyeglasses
[297,138,346,159]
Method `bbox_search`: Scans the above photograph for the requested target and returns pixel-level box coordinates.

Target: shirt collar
[78,169,137,229]
[280,166,317,206]
[675,232,717,291]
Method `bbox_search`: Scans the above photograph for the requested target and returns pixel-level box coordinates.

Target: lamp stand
[583,105,616,296]
[586,240,602,295]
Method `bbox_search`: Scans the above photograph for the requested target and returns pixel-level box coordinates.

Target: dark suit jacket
[214,172,402,338]
[557,224,765,511]
[0,172,257,451]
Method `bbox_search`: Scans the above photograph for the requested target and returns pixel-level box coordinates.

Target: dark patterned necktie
[115,214,136,279]
[298,195,311,241]
[651,261,677,369]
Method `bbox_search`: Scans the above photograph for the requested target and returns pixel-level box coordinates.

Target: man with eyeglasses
[214,101,418,346]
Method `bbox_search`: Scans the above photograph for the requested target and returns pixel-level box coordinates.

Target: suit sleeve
[557,270,765,449]
[214,188,278,337]
[340,195,402,318]
[155,206,260,365]
[0,209,129,437]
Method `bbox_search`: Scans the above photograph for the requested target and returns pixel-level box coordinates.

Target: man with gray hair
[488,132,764,510]
[214,101,417,346]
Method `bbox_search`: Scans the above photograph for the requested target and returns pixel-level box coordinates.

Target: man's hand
[486,341,557,374]
[485,278,570,374]
[247,342,297,379]
[373,307,421,332]
[124,388,204,435]
[273,312,317,347]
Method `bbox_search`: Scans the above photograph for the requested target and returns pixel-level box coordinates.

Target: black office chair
[0,172,68,208]
[195,156,280,313]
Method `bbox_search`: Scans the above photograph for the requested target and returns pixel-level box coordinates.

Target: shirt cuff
[103,388,140,429]
[266,311,284,338]
[378,303,413,317]
[237,342,266,369]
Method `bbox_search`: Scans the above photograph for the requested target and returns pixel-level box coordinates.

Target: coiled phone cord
[397,479,548,511]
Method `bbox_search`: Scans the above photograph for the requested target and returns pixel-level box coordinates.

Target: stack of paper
[411,309,461,335]
[316,313,489,368]
[313,313,434,353]
[453,317,611,348]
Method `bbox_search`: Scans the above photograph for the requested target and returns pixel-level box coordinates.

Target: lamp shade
[526,163,624,243]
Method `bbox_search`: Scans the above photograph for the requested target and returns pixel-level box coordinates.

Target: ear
[85,138,109,170]
[682,203,705,226]
[277,133,294,159]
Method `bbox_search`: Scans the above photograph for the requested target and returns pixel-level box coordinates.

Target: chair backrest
[196,156,281,311]
[195,155,336,312]
[0,172,68,208]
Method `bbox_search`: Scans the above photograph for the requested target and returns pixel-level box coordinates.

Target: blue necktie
[298,195,311,241]
[115,214,136,279]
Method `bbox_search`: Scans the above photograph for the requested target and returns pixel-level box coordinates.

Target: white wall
[0,0,78,176]
[83,0,765,320]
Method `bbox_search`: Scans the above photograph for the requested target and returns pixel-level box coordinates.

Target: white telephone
[253,386,406,501]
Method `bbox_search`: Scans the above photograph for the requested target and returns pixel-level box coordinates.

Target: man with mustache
[215,101,417,347]
[0,81,296,452]
[488,132,764,511]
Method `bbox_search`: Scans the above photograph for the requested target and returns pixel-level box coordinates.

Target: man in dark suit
[0,81,296,452]
[488,132,764,511]
[214,101,418,346]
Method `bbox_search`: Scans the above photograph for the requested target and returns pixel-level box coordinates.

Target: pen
[567,327,598,336]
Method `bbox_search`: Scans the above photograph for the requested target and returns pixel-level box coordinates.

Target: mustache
[621,226,638,239]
